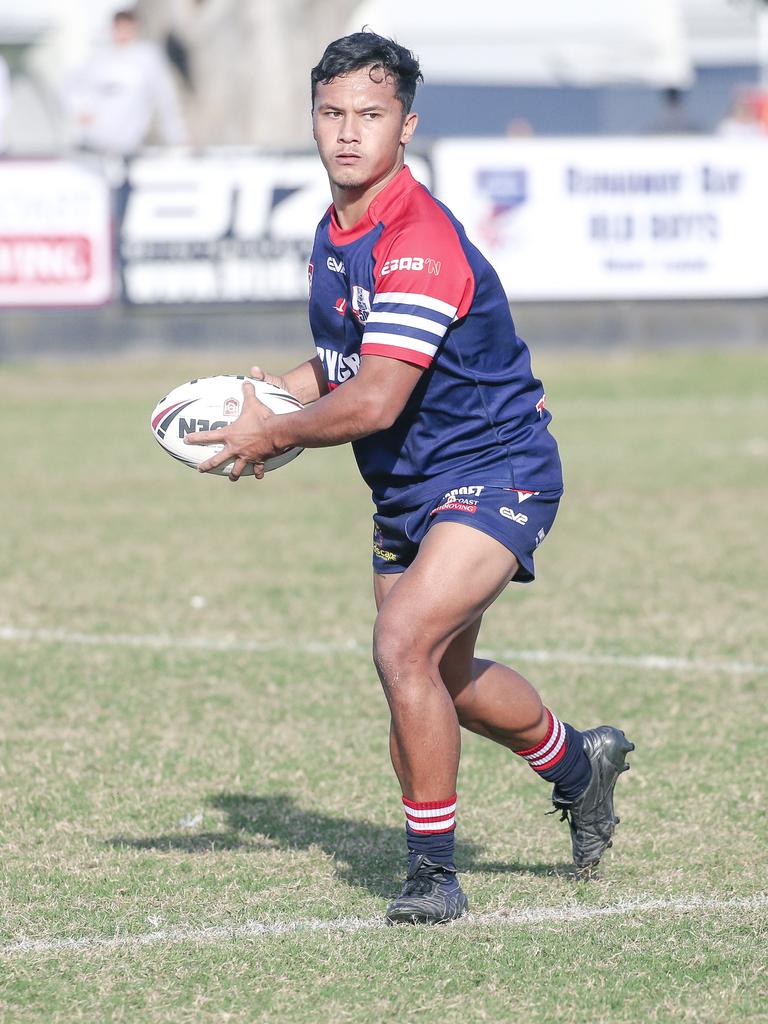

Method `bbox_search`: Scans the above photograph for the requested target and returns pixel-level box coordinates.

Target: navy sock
[402,793,457,865]
[516,709,591,802]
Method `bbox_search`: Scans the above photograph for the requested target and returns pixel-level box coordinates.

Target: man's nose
[338,115,360,143]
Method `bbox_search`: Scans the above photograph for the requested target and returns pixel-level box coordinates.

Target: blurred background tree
[135,0,362,148]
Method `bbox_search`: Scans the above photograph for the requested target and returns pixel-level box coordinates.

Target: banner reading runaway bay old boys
[432,137,768,300]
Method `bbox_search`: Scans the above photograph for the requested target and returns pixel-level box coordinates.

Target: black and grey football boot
[385,854,468,925]
[552,726,634,877]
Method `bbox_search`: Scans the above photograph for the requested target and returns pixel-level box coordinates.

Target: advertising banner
[120,153,431,304]
[0,161,113,307]
[432,138,768,300]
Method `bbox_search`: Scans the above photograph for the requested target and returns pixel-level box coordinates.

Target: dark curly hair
[311,31,423,114]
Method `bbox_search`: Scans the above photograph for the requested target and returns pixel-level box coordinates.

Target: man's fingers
[197,447,234,473]
[185,429,228,446]
[228,456,249,482]
[241,381,268,410]
[250,366,266,380]
[253,462,265,480]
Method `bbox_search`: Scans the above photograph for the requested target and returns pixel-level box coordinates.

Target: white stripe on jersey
[373,291,458,318]
[361,334,438,357]
[366,311,447,336]
[403,800,457,819]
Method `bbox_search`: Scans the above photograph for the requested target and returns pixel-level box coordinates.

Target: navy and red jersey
[308,165,563,510]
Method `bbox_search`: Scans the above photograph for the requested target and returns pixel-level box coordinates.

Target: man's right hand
[250,365,288,392]
[249,355,328,406]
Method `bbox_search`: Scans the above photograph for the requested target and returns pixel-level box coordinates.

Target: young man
[187,32,633,925]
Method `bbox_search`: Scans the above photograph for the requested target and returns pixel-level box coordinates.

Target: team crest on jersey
[351,285,371,324]
[223,397,240,416]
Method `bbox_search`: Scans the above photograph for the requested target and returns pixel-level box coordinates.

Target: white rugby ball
[150,375,304,476]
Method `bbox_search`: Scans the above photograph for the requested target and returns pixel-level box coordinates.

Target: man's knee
[372,608,433,692]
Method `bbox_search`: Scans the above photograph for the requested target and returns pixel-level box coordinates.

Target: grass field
[1,346,767,1023]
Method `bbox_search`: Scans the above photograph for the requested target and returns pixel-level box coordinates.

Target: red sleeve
[362,201,475,369]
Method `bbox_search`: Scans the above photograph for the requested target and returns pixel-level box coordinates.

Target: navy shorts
[372,481,561,583]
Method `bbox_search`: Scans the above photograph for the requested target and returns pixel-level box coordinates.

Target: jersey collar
[328,165,418,247]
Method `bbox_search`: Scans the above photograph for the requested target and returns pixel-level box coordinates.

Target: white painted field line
[4,893,767,958]
[483,647,768,676]
[1,624,766,676]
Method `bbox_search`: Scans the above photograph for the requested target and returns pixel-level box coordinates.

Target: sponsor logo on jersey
[380,256,442,276]
[223,397,240,416]
[535,528,546,547]
[430,485,485,517]
[431,501,478,516]
[535,394,546,417]
[443,485,484,501]
[351,285,371,324]
[499,506,528,525]
[315,346,360,386]
[334,297,347,316]
[505,488,540,504]
[308,261,314,296]
[327,256,345,273]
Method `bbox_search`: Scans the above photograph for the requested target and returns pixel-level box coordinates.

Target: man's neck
[331,159,404,230]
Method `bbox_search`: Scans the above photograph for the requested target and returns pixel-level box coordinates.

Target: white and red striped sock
[516,708,568,774]
[402,793,457,834]
[402,792,457,864]
[515,708,591,801]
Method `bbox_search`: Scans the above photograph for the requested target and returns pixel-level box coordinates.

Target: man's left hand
[184,381,276,481]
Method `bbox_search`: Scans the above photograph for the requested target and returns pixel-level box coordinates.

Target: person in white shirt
[66,8,186,156]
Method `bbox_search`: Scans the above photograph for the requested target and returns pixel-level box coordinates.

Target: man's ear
[401,110,418,145]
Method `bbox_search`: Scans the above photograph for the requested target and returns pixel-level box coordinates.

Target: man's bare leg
[374,522,527,922]
[373,523,524,800]
[438,619,551,751]
[374,522,631,920]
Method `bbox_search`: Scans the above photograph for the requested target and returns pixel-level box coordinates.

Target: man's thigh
[374,571,482,691]
[373,522,520,663]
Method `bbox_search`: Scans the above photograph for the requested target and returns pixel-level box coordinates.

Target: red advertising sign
[0,162,112,306]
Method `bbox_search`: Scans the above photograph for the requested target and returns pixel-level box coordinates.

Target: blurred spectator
[717,90,766,138]
[64,8,186,156]
[646,87,701,134]
[0,55,10,153]
[506,117,534,137]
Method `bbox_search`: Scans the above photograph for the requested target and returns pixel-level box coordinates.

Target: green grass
[1,347,767,1023]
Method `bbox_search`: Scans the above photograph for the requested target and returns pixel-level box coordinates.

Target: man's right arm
[250,355,328,406]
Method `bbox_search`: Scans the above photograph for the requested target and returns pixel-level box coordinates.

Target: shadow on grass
[110,791,572,896]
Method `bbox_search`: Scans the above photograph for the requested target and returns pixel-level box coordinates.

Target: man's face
[312,66,417,193]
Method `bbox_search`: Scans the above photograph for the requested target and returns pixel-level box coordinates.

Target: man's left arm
[185,355,423,480]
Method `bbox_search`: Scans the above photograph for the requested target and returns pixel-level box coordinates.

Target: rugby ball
[150,375,304,475]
